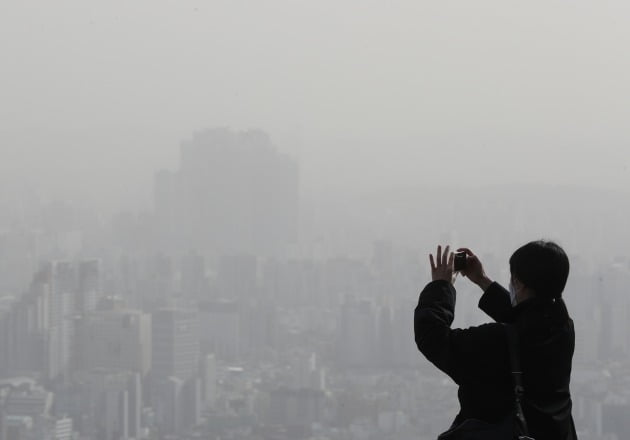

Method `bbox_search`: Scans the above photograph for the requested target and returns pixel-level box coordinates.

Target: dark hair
[509,240,570,299]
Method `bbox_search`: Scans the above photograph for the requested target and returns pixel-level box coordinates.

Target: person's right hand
[456,248,493,290]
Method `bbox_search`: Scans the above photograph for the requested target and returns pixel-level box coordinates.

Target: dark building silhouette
[154,128,299,258]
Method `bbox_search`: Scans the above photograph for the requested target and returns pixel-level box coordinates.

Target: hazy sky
[2,0,630,210]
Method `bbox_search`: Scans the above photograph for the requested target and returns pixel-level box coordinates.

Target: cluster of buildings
[0,248,627,440]
[0,129,627,439]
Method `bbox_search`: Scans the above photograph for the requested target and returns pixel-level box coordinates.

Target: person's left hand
[429,244,455,284]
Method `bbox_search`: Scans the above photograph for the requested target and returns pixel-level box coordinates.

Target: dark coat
[414,280,578,440]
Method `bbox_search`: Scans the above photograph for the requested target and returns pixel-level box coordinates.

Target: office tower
[76,370,139,440]
[154,128,299,258]
[154,376,183,436]
[126,373,143,439]
[76,304,152,376]
[48,262,76,381]
[152,375,201,437]
[181,377,201,429]
[151,309,199,382]
[8,262,75,381]
[151,309,200,435]
[7,259,106,380]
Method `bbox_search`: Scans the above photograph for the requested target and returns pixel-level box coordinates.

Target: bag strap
[505,324,531,438]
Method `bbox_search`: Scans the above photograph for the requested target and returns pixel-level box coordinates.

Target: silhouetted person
[415,241,577,439]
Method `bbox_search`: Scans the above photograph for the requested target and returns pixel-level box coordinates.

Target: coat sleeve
[478,282,514,323]
[414,280,509,385]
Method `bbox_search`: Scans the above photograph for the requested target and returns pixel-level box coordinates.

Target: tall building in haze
[154,128,299,258]
[151,308,199,382]
[151,308,201,435]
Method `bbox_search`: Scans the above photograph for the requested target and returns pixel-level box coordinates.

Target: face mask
[508,281,518,307]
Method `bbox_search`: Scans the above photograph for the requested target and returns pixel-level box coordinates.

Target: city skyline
[2,1,630,437]
[0,129,628,439]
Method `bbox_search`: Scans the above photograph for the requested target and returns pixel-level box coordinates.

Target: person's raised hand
[429,244,455,284]
[456,247,492,290]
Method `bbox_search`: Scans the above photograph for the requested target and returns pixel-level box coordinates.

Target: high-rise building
[75,369,141,440]
[151,309,199,382]
[5,259,105,380]
[154,376,183,436]
[76,302,152,376]
[8,262,76,381]
[152,375,201,436]
[126,373,143,439]
[154,128,299,258]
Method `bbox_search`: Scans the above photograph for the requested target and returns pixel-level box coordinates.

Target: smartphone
[454,251,467,271]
